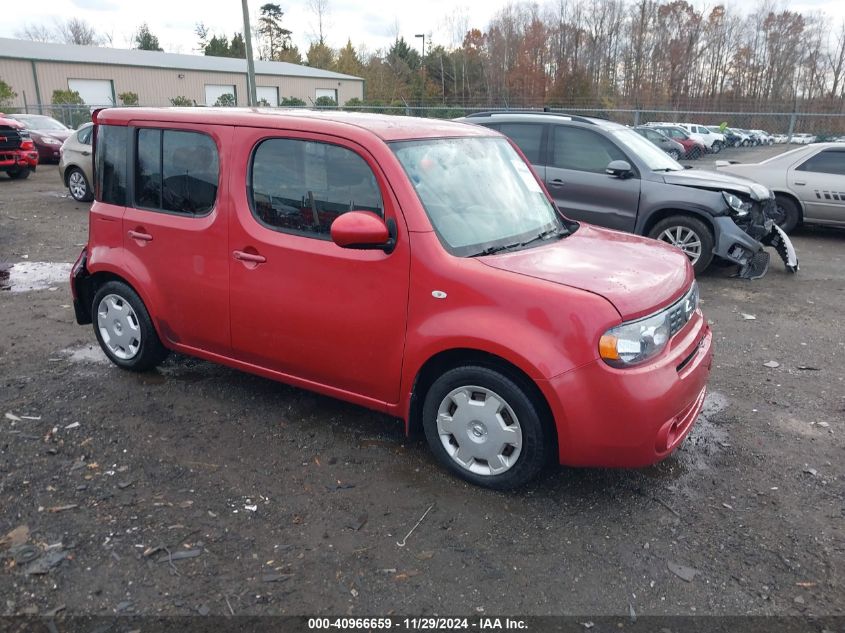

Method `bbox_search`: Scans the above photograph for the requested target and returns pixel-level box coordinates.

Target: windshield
[12,115,68,131]
[391,137,566,257]
[612,128,682,171]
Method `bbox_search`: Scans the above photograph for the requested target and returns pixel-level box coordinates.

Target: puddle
[62,344,110,365]
[0,262,71,292]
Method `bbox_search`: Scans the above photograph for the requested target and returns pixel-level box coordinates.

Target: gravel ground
[0,154,843,618]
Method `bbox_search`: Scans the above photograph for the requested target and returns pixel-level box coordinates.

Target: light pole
[415,33,425,76]
[241,0,257,106]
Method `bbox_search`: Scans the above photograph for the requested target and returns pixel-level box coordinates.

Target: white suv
[646,122,725,153]
[676,123,725,153]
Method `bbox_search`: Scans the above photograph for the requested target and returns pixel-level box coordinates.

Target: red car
[0,115,38,179]
[5,113,72,164]
[71,108,713,489]
[652,125,706,159]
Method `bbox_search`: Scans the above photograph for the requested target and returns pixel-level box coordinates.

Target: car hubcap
[97,294,141,360]
[657,226,702,264]
[436,386,523,476]
[69,172,87,199]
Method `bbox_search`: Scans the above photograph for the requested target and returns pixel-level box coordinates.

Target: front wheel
[667,148,681,161]
[422,366,552,490]
[7,168,30,180]
[649,215,715,275]
[92,281,169,371]
[773,195,801,233]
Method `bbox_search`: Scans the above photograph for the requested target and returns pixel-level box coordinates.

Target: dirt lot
[1,152,843,619]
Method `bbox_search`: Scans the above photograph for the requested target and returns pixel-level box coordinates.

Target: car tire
[649,215,715,275]
[67,167,94,202]
[7,168,30,180]
[689,147,701,160]
[92,281,169,372]
[421,365,552,490]
[774,195,801,233]
[667,149,681,161]
[711,141,723,154]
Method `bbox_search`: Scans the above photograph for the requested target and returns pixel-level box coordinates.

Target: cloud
[70,0,119,10]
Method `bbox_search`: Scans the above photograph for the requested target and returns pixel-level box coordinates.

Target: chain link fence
[7,102,844,142]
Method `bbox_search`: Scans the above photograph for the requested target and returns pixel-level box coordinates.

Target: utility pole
[241,0,258,106]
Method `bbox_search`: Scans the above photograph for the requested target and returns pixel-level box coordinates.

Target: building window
[256,86,279,106]
[204,84,237,107]
[315,88,338,104]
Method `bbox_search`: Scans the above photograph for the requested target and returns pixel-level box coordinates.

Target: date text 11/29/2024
[307,617,528,630]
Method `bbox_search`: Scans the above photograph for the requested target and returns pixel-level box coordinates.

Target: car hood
[479,224,692,320]
[660,168,771,200]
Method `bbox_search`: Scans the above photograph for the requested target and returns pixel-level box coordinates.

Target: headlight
[599,282,699,367]
[722,191,751,218]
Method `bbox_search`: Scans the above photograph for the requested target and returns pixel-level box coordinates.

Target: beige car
[59,122,94,202]
[716,143,845,232]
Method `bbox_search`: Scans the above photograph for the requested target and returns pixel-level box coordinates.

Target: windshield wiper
[652,167,682,172]
[470,227,563,257]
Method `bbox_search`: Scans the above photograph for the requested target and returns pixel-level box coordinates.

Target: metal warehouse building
[0,37,364,110]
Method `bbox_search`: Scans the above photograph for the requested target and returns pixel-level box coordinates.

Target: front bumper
[711,197,799,278]
[541,312,713,468]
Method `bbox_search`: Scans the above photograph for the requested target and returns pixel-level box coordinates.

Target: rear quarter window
[95,124,128,205]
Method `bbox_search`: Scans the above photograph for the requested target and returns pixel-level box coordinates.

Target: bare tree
[15,24,55,42]
[55,18,101,45]
[308,0,331,45]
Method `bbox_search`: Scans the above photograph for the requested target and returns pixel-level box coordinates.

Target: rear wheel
[773,195,801,233]
[422,365,552,490]
[67,167,94,202]
[649,215,715,274]
[92,281,169,371]
[711,141,723,154]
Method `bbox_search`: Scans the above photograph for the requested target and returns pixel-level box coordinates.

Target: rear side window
[796,150,845,176]
[551,126,627,173]
[77,126,93,145]
[134,129,219,215]
[96,124,128,205]
[494,123,544,164]
[250,138,383,238]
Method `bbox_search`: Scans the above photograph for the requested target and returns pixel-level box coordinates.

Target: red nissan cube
[71,108,713,489]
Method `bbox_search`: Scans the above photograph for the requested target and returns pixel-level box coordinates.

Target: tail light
[21,139,35,150]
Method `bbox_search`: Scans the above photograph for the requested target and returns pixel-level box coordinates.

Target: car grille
[667,283,698,337]
[0,127,22,151]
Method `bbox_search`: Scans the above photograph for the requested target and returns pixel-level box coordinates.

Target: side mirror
[606,160,633,179]
[330,211,395,254]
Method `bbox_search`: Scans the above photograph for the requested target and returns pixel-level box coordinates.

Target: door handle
[233,250,266,264]
[794,180,806,186]
[81,151,91,156]
[549,179,565,187]
[128,230,153,242]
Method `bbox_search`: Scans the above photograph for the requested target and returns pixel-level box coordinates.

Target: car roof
[94,107,496,142]
[458,111,627,130]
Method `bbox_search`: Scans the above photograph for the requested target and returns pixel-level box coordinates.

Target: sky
[2,0,845,58]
